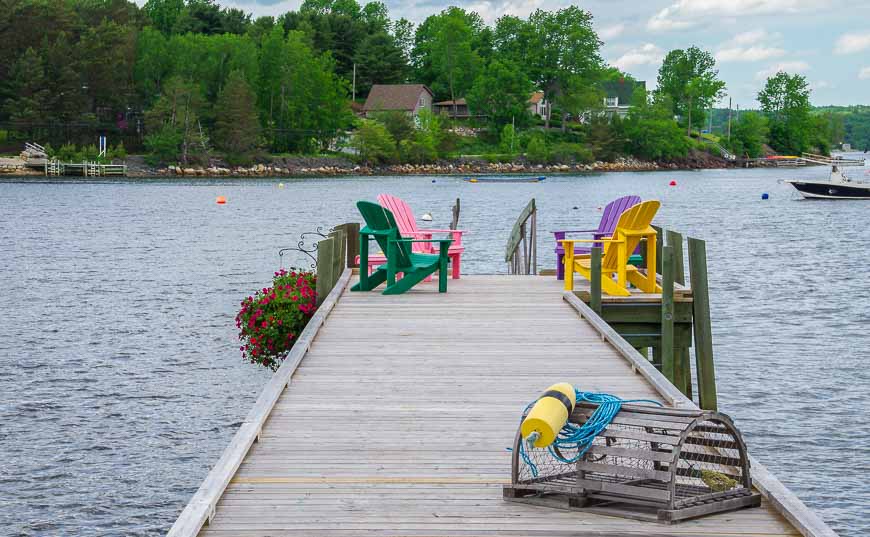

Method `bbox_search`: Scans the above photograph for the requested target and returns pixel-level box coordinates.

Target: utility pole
[511,115,515,153]
[727,97,732,142]
[352,63,356,102]
[736,104,740,123]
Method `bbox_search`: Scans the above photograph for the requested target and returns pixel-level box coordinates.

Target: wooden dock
[169,271,836,537]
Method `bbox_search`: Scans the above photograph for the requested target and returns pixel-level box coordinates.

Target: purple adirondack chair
[553,195,642,280]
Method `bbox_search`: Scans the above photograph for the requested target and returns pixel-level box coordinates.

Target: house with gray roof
[362,84,434,118]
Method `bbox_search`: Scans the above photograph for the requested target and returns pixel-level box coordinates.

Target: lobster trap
[504,402,761,523]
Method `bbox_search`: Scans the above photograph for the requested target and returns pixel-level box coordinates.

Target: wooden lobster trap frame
[504,403,761,523]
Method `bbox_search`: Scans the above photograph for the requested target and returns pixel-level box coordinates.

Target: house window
[419,96,424,106]
[605,97,618,107]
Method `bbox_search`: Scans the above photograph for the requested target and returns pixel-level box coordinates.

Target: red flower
[261,320,268,328]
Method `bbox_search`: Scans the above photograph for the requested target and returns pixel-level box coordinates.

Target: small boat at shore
[464,176,546,183]
[784,166,870,199]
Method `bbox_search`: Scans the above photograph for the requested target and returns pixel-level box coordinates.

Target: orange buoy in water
[216,196,227,204]
[669,180,677,186]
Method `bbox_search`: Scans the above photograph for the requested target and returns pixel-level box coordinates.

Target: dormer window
[605,97,618,107]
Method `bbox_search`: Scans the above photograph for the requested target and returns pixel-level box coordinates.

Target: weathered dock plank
[180,275,828,537]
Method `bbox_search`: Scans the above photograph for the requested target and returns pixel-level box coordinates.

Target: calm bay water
[1,162,868,535]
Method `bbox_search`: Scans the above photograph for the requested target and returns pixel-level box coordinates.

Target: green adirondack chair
[351,201,453,295]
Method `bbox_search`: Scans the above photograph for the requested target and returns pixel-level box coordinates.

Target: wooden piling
[661,245,675,383]
[688,237,718,411]
[666,229,691,397]
[315,236,335,307]
[590,247,602,315]
[334,223,359,268]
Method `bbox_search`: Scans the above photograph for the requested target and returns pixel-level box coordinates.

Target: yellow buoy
[216,196,227,204]
[278,183,285,188]
[521,383,576,448]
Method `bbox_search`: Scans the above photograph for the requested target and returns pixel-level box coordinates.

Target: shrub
[551,142,594,164]
[350,120,396,165]
[525,134,550,164]
[144,126,183,165]
[236,268,318,371]
[108,142,127,161]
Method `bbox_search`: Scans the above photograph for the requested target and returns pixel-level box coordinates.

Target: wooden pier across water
[169,269,836,537]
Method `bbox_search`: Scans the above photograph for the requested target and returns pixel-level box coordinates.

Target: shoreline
[1,151,734,179]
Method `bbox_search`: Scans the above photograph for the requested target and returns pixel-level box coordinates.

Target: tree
[214,70,260,164]
[758,71,812,154]
[728,112,768,158]
[3,47,51,123]
[495,7,604,129]
[370,111,414,145]
[656,46,726,131]
[143,0,185,34]
[43,33,87,120]
[77,20,136,113]
[145,76,210,164]
[427,8,480,115]
[351,119,395,164]
[352,31,408,94]
[623,89,690,161]
[466,59,532,128]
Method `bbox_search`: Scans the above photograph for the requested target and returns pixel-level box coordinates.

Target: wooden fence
[315,223,359,306]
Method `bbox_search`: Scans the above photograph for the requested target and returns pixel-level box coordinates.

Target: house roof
[529,91,545,104]
[602,79,646,105]
[363,84,433,112]
[434,98,467,106]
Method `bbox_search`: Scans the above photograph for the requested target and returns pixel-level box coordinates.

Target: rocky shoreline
[146,150,731,178]
[2,149,732,178]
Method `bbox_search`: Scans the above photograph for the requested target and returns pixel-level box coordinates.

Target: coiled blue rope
[518,387,662,478]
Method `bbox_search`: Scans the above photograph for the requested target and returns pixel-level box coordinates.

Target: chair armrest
[415,228,466,235]
[552,229,599,234]
[391,238,454,244]
[559,238,624,244]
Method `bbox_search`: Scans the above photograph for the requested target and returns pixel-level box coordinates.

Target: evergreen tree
[214,70,260,164]
[352,31,408,94]
[3,47,51,123]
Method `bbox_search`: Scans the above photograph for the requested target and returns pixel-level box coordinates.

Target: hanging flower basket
[236,268,318,371]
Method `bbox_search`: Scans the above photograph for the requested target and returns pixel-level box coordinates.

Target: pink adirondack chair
[553,195,641,280]
[357,194,466,279]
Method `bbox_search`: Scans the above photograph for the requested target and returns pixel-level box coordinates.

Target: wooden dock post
[653,225,663,275]
[688,237,718,411]
[316,236,335,307]
[666,230,692,398]
[590,247,602,315]
[661,245,675,383]
[336,223,360,268]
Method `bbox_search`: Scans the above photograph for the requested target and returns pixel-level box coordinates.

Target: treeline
[0,0,848,165]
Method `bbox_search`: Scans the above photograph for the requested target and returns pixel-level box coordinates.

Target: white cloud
[811,80,833,90]
[717,46,786,62]
[715,29,785,62]
[598,23,625,41]
[648,0,825,32]
[611,43,665,71]
[755,61,810,80]
[835,32,870,54]
[859,67,870,80]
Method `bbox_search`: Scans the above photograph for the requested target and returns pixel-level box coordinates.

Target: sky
[207,0,870,107]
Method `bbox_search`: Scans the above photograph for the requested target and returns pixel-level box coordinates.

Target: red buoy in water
[669,180,677,186]
[216,196,227,204]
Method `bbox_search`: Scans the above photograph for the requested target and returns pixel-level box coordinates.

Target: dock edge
[562,291,839,537]
[166,268,352,537]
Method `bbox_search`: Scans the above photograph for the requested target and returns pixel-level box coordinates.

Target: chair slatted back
[356,201,413,269]
[601,200,660,269]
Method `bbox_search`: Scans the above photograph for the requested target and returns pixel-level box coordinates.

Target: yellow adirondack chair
[561,200,662,297]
